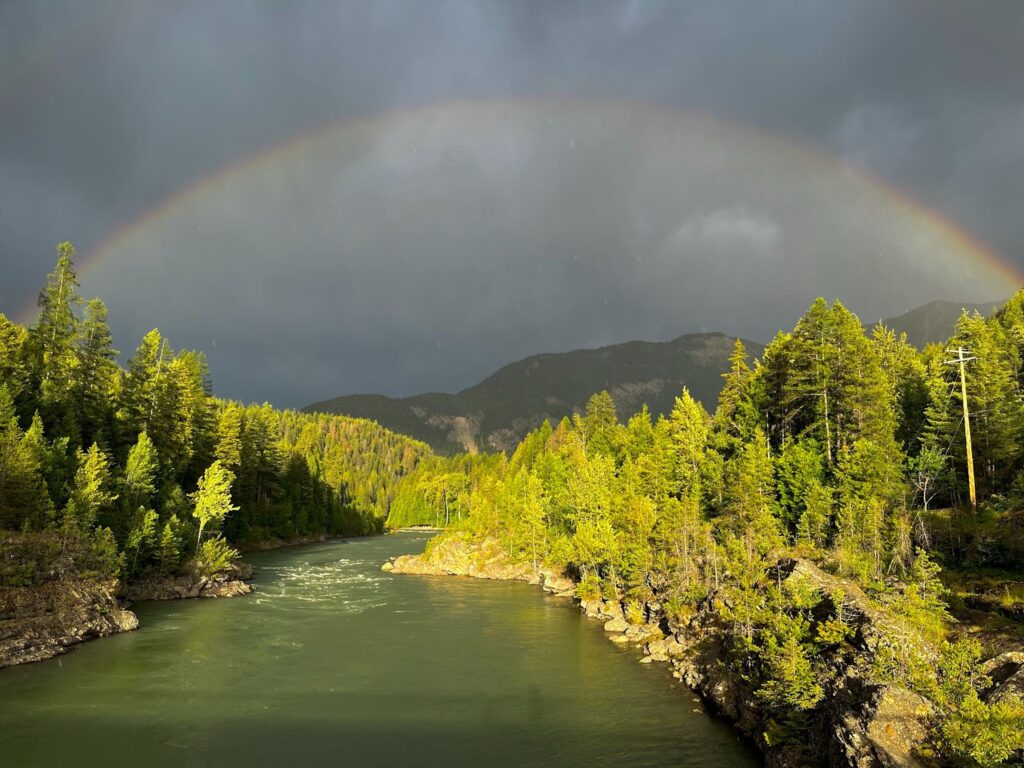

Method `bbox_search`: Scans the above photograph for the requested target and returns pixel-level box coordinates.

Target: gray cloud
[1,0,1022,406]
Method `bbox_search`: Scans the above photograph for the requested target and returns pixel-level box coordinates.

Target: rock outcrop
[0,578,139,669]
[385,533,537,582]
[657,560,937,768]
[1,530,257,670]
[982,650,1024,706]
[125,562,255,601]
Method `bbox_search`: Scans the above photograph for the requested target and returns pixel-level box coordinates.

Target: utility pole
[945,346,977,513]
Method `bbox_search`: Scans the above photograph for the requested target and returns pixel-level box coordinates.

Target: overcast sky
[2,1,1022,407]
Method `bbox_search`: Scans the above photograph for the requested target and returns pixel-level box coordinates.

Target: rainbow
[16,98,1021,324]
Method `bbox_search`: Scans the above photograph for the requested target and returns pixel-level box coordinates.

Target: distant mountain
[306,298,1002,454]
[872,299,1004,349]
[306,333,763,455]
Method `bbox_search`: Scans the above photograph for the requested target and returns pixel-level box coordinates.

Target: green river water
[0,532,758,767]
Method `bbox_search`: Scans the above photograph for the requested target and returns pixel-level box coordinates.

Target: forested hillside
[0,243,432,590]
[395,296,1024,766]
[874,300,1003,350]
[308,332,762,454]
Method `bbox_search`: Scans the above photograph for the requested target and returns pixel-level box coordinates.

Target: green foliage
[940,692,1024,767]
[191,461,238,554]
[157,515,185,575]
[624,600,645,626]
[72,298,118,446]
[86,526,124,580]
[0,244,438,587]
[928,636,1024,766]
[195,536,239,578]
[63,444,117,541]
[8,246,1024,767]
[757,634,823,711]
[576,571,602,601]
[397,292,1024,766]
[125,508,159,577]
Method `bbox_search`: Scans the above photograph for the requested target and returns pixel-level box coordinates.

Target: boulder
[982,650,1024,701]
[202,580,253,598]
[664,637,687,659]
[598,599,624,621]
[863,687,934,768]
[646,638,669,662]
[540,569,575,595]
[987,667,1024,706]
[981,649,1024,705]
[604,616,629,633]
[625,624,648,642]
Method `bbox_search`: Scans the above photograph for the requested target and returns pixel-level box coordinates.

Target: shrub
[624,600,645,625]
[195,537,239,578]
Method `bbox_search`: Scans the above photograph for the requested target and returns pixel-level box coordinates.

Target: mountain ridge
[307,332,762,454]
[307,298,1006,454]
[870,298,1003,349]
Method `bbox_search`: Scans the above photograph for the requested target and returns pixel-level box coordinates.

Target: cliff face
[384,539,965,768]
[0,578,139,669]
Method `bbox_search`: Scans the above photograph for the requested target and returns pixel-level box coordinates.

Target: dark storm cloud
[1,1,1022,406]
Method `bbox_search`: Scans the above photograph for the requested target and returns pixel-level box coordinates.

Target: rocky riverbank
[0,576,139,670]
[384,536,1024,768]
[1,531,257,671]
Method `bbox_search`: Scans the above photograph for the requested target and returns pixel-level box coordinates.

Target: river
[0,532,759,767]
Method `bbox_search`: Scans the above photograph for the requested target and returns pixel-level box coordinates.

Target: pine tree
[215,402,244,472]
[717,430,783,588]
[0,388,54,530]
[0,313,28,404]
[118,329,167,441]
[762,300,898,465]
[73,298,118,447]
[62,443,117,548]
[157,517,182,575]
[125,508,158,575]
[582,391,620,457]
[775,438,826,535]
[714,338,759,457]
[169,350,214,479]
[666,388,709,499]
[122,431,158,516]
[27,243,82,436]
[872,324,928,453]
[0,386,30,528]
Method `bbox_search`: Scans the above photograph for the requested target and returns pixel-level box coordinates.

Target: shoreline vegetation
[1,529,404,670]
[1,244,432,670]
[382,536,934,768]
[379,296,1024,767]
[1,531,358,670]
[3,242,1024,767]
